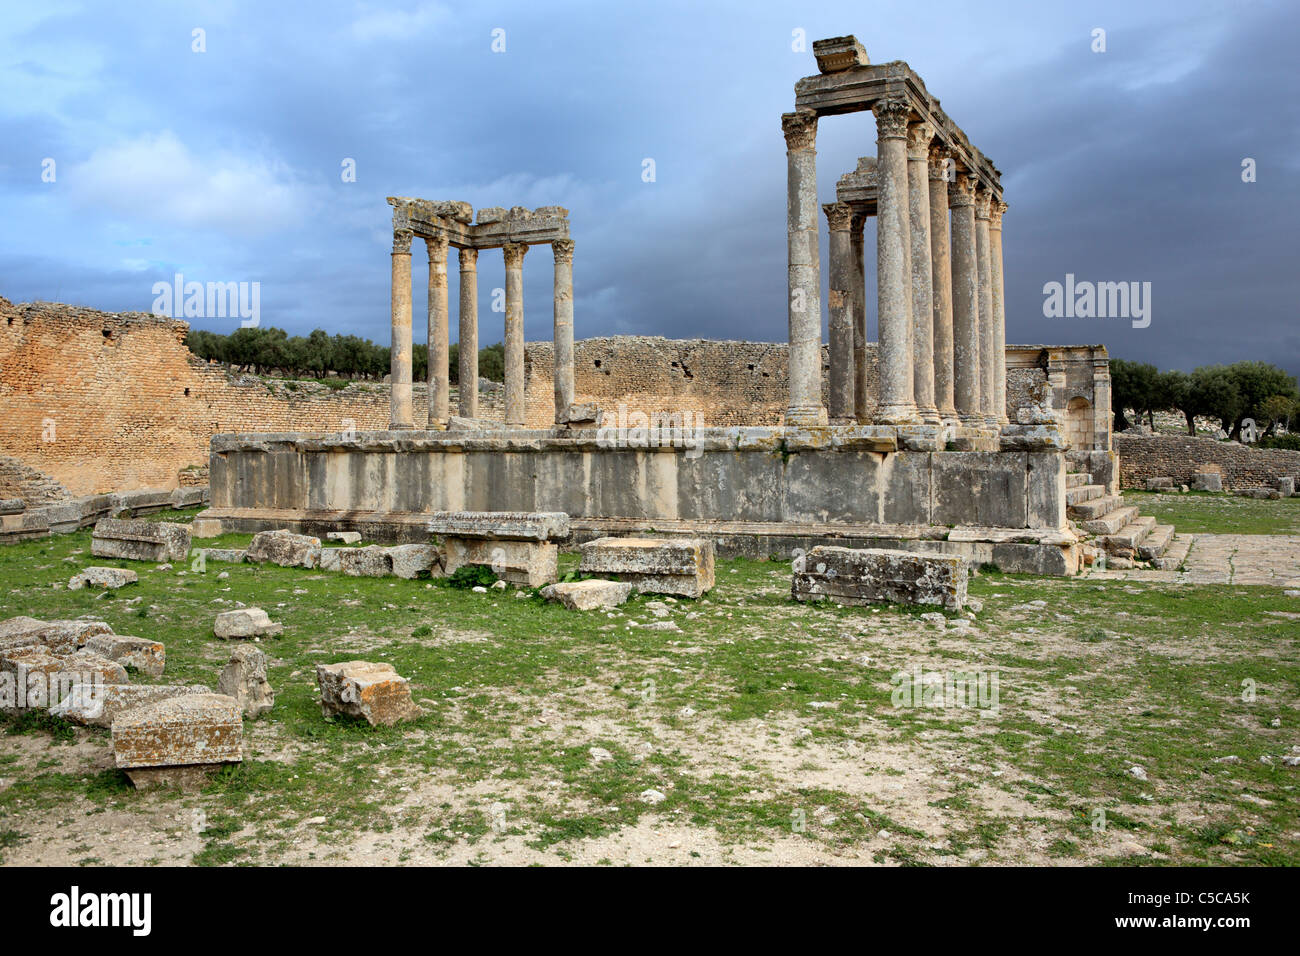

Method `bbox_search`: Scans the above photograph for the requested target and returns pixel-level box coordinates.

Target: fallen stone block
[1191,472,1222,492]
[52,683,212,728]
[0,499,24,515]
[541,579,632,610]
[217,644,274,719]
[68,566,139,590]
[190,516,223,538]
[792,546,968,611]
[246,529,322,568]
[1280,477,1296,497]
[83,634,165,677]
[1144,477,1174,491]
[385,544,442,579]
[442,537,557,587]
[198,547,247,564]
[1,648,75,712]
[65,649,130,685]
[0,616,114,655]
[327,531,362,544]
[214,607,283,640]
[92,517,192,562]
[316,660,421,726]
[320,545,392,577]
[426,510,570,541]
[578,537,715,598]
[112,693,243,788]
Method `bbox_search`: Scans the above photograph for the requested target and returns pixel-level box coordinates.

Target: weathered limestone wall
[0,453,69,504]
[1114,433,1300,490]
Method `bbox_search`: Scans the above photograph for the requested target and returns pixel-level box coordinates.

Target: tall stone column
[823,201,855,422]
[928,146,957,426]
[975,189,996,426]
[552,239,575,425]
[851,210,868,422]
[457,247,479,418]
[872,96,917,425]
[782,109,826,426]
[502,241,528,427]
[989,199,1009,426]
[426,233,450,428]
[906,122,939,424]
[949,173,982,426]
[389,228,414,429]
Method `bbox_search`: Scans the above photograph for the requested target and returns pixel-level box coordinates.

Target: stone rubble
[578,536,715,598]
[213,607,284,640]
[82,634,165,677]
[245,529,322,568]
[91,517,192,563]
[541,579,632,610]
[217,644,275,719]
[316,660,421,726]
[68,566,139,590]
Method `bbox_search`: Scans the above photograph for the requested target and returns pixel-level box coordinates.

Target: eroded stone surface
[52,683,212,728]
[426,511,570,541]
[578,537,715,598]
[217,644,274,719]
[246,529,322,568]
[442,537,557,587]
[0,617,113,655]
[112,693,243,771]
[68,566,139,590]
[386,544,442,579]
[792,546,968,610]
[327,531,362,544]
[541,579,631,610]
[83,634,164,677]
[91,517,192,562]
[213,607,283,640]
[316,660,421,726]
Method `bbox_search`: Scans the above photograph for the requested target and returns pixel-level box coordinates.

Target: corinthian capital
[781,110,818,151]
[822,201,853,232]
[974,188,992,220]
[872,96,912,140]
[392,228,413,254]
[552,238,575,264]
[927,143,952,181]
[989,199,1007,228]
[503,242,528,269]
[426,232,449,262]
[948,172,976,207]
[906,121,935,160]
[458,246,478,269]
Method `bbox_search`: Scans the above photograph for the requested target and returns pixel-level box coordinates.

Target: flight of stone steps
[1065,466,1191,570]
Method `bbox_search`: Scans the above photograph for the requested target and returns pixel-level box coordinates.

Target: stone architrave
[872,96,917,424]
[823,201,856,422]
[578,537,715,598]
[427,233,451,428]
[503,242,528,426]
[390,228,414,429]
[782,109,827,426]
[792,546,967,610]
[458,247,479,418]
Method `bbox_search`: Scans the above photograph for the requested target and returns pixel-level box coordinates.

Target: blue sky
[2,0,1297,375]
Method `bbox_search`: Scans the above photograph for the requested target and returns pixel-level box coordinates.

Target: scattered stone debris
[327,531,362,544]
[245,529,322,569]
[83,634,165,677]
[217,644,275,719]
[639,788,667,805]
[541,579,631,610]
[68,566,139,590]
[91,517,192,562]
[52,683,212,728]
[112,693,244,790]
[199,548,248,564]
[316,660,421,726]
[792,547,967,610]
[430,511,568,587]
[213,607,283,640]
[578,537,715,598]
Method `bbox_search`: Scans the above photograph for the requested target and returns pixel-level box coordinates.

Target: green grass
[0,509,1296,865]
[1125,489,1300,534]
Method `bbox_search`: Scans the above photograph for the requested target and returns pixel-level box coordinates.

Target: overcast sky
[2,0,1297,376]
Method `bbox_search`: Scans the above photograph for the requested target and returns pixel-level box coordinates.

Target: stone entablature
[385,197,576,433]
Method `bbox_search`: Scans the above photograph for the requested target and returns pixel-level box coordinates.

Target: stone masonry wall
[1114,432,1300,490]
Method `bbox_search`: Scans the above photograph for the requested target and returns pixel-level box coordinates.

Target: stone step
[1101,516,1157,556]
[1069,494,1125,521]
[1137,523,1175,561]
[1081,505,1139,536]
[1066,484,1106,506]
[1066,472,1092,489]
[1151,533,1192,571]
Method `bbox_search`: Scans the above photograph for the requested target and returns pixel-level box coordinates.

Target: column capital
[905,121,935,160]
[552,238,575,264]
[426,232,449,262]
[872,96,912,139]
[989,199,1007,228]
[948,173,977,207]
[392,228,413,254]
[822,201,853,232]
[458,246,478,268]
[927,143,953,181]
[974,189,993,221]
[503,241,528,269]
[781,109,818,150]
[850,208,869,234]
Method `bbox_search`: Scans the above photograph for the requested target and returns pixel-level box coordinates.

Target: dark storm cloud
[1,0,1295,376]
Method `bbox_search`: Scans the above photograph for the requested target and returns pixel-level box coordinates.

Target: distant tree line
[184,325,504,385]
[1111,359,1299,441]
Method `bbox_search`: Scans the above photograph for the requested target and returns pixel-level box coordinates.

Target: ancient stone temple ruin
[197,36,1167,576]
[385,198,578,429]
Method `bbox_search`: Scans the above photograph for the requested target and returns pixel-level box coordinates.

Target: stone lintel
[389,196,571,249]
[812,35,870,73]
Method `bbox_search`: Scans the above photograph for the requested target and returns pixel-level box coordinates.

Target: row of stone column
[785,102,1008,429]
[389,234,575,429]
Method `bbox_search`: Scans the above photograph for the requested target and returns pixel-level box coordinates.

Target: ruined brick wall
[0,299,503,496]
[1113,433,1300,490]
[0,453,69,504]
